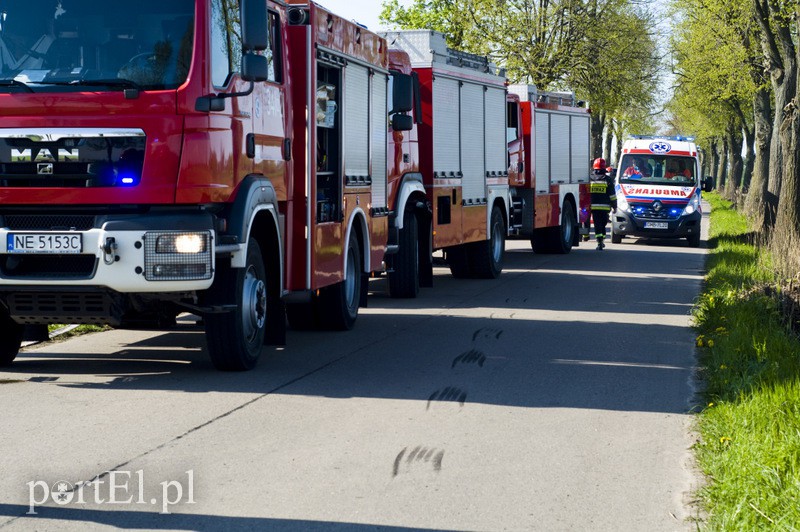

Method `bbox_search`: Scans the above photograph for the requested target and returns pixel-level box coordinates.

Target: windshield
[0,0,194,91]
[618,154,697,186]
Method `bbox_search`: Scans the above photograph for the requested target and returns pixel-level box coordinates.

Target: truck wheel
[0,312,23,367]
[446,245,471,278]
[470,205,505,278]
[205,238,267,371]
[531,202,575,254]
[319,231,362,330]
[388,209,420,298]
[687,232,701,247]
[611,228,622,244]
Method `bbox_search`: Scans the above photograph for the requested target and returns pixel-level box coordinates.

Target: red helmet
[593,158,607,170]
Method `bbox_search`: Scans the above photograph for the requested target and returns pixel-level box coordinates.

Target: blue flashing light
[669,208,680,215]
[121,177,135,185]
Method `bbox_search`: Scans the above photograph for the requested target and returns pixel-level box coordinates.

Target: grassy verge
[694,193,800,529]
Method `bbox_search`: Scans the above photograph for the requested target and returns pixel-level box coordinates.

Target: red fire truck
[382,30,511,295]
[0,0,418,370]
[506,85,591,253]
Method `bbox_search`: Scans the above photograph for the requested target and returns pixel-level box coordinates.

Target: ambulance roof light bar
[630,134,696,142]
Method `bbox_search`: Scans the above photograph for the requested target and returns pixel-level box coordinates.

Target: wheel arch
[344,208,370,279]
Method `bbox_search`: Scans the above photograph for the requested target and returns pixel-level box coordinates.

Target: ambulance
[611,136,713,247]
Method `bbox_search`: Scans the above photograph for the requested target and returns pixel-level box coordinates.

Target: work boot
[582,235,590,242]
[596,238,605,250]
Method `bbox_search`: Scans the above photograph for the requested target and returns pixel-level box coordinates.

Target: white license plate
[7,233,83,254]
[644,222,669,229]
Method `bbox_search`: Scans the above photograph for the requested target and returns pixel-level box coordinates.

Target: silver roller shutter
[570,115,590,182]
[460,82,485,202]
[484,87,507,176]
[433,77,461,175]
[550,113,570,183]
[535,113,550,193]
[344,64,370,178]
[371,73,388,208]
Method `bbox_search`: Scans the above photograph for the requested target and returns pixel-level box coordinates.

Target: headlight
[683,197,700,216]
[617,196,629,212]
[145,231,212,282]
[155,233,208,254]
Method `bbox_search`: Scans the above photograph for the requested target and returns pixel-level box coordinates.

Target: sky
[316,0,412,32]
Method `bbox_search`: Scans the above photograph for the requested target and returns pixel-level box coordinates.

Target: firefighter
[589,157,617,250]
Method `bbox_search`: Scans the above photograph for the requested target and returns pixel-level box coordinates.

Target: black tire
[205,238,267,371]
[611,228,622,244]
[470,205,506,279]
[319,231,362,330]
[687,232,701,247]
[446,245,471,279]
[531,202,575,254]
[0,312,23,367]
[388,209,420,298]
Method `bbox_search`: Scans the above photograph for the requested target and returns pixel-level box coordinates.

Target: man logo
[37,163,54,175]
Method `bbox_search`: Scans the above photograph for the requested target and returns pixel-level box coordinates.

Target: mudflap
[360,273,369,308]
[265,295,286,346]
[419,209,434,288]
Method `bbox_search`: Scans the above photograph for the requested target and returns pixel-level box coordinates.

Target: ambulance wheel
[687,232,701,247]
[446,245,471,279]
[388,209,420,298]
[611,229,622,244]
[205,238,267,371]
[0,311,23,367]
[471,205,505,279]
[319,231,361,330]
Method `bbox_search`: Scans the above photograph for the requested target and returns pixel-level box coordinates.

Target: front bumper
[612,209,701,239]
[0,212,216,292]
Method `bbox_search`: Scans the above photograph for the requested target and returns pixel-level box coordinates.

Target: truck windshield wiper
[0,78,35,93]
[36,78,145,91]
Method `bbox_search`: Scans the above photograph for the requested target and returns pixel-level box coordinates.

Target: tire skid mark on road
[392,446,445,477]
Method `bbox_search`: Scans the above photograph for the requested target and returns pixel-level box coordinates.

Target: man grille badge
[37,163,54,175]
[653,201,663,211]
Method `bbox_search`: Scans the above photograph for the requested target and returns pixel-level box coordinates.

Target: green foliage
[693,193,800,528]
[667,0,763,147]
[380,0,659,124]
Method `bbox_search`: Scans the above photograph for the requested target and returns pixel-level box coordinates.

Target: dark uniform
[589,170,617,250]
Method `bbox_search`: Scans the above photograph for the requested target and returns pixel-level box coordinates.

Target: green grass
[694,193,800,530]
[46,324,110,341]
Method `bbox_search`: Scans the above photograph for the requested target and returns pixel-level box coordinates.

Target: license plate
[7,233,83,254]
[644,222,669,229]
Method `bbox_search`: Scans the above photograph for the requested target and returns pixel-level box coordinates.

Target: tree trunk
[716,137,728,191]
[603,118,614,164]
[753,0,796,228]
[724,121,744,200]
[590,111,605,160]
[709,139,719,182]
[773,95,800,272]
[615,129,623,166]
[744,86,773,233]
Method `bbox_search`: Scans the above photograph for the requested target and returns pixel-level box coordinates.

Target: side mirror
[242,54,268,82]
[391,72,413,114]
[391,114,413,132]
[241,0,269,51]
[703,176,715,193]
[240,0,269,83]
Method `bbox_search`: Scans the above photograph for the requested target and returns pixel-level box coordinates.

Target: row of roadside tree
[669,0,800,276]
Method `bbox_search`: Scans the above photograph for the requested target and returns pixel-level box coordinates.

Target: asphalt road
[0,215,708,531]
